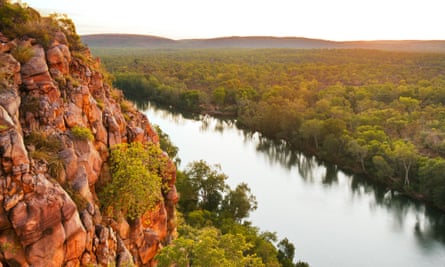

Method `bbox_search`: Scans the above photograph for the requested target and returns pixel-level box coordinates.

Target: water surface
[142,103,445,267]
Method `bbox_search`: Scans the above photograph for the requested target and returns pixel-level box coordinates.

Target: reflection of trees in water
[140,102,445,250]
[349,174,445,247]
[255,137,300,169]
[249,131,445,248]
[322,164,338,185]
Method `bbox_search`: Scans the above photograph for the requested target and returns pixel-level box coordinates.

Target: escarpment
[0,29,178,266]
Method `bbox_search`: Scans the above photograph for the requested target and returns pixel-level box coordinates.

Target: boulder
[47,44,71,77]
[20,46,48,78]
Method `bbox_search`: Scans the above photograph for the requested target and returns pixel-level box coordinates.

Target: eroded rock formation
[0,31,177,266]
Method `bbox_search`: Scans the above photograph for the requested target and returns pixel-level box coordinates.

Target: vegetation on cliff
[0,1,178,266]
[96,48,445,211]
[0,0,83,49]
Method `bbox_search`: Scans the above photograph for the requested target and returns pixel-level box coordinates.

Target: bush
[0,1,84,50]
[11,45,34,64]
[71,126,94,141]
[25,130,65,180]
[99,142,168,220]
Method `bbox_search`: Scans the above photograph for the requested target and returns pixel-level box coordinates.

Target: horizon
[19,0,445,42]
[80,33,445,42]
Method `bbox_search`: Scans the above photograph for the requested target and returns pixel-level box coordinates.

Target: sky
[19,0,445,41]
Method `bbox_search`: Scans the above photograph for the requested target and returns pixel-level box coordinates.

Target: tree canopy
[97,48,445,211]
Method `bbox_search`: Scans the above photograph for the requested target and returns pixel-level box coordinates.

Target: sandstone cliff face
[0,32,178,266]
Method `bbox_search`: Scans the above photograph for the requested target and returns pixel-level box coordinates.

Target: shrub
[71,126,94,141]
[0,2,84,50]
[11,45,34,64]
[120,99,134,113]
[99,142,168,220]
[26,130,65,180]
[25,130,63,153]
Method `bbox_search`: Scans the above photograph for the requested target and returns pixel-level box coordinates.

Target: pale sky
[20,0,444,41]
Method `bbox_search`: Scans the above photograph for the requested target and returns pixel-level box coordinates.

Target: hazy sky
[21,0,444,41]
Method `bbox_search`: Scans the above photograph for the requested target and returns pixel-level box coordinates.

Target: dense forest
[94,48,445,211]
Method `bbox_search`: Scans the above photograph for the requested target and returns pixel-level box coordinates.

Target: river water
[141,102,445,267]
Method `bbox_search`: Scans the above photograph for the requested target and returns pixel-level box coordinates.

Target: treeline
[155,127,308,267]
[97,48,445,210]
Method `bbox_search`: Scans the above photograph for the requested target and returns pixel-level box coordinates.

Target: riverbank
[146,99,445,214]
[142,102,445,267]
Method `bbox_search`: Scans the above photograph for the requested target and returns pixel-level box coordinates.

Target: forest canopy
[96,48,445,211]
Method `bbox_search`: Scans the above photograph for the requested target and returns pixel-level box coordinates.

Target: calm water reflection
[141,102,445,267]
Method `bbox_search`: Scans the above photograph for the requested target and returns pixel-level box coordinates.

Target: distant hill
[178,36,339,49]
[82,34,445,52]
[81,34,177,48]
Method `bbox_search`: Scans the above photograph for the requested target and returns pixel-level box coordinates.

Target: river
[141,102,445,267]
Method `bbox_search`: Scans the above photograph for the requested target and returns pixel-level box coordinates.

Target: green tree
[156,226,265,267]
[300,119,323,149]
[418,157,445,207]
[185,160,228,212]
[212,86,226,105]
[277,238,296,267]
[221,183,258,222]
[391,140,418,186]
[99,142,167,220]
[347,139,368,171]
[179,90,205,111]
[154,124,179,164]
[372,155,394,182]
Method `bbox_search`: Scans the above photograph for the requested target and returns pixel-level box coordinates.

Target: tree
[347,139,368,171]
[372,155,394,182]
[299,119,323,149]
[277,238,296,267]
[418,157,445,207]
[185,160,228,212]
[221,183,257,222]
[391,140,418,185]
[179,90,205,111]
[212,86,226,105]
[156,226,265,267]
[154,124,179,164]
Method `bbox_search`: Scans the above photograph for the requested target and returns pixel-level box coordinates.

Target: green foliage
[296,261,311,267]
[181,160,228,212]
[0,241,19,255]
[11,44,34,64]
[120,99,134,113]
[0,1,83,49]
[277,238,296,267]
[154,124,179,163]
[221,182,257,222]
[156,226,265,267]
[97,48,445,209]
[99,142,168,220]
[175,160,289,266]
[179,90,205,111]
[418,157,445,207]
[71,125,94,141]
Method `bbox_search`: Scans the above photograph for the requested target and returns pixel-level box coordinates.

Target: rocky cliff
[0,29,178,266]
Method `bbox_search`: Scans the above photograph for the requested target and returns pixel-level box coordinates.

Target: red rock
[0,26,178,266]
[25,223,65,267]
[20,46,48,78]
